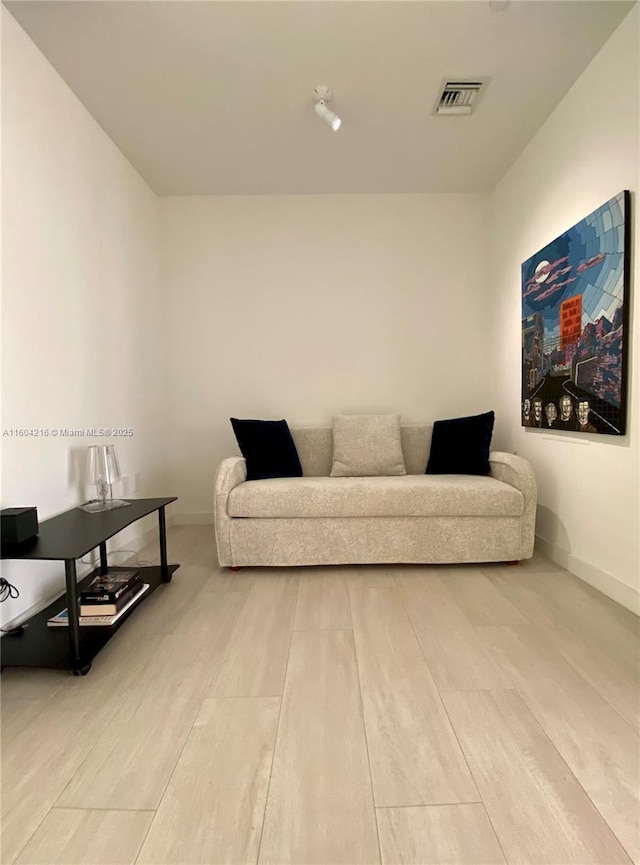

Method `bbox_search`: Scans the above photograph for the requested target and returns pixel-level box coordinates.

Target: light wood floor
[2,526,639,865]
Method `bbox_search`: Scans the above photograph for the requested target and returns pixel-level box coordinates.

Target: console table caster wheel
[73,662,92,676]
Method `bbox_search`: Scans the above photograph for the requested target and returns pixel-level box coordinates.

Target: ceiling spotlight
[313,85,342,131]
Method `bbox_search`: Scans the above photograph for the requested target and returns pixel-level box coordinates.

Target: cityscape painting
[521,191,630,436]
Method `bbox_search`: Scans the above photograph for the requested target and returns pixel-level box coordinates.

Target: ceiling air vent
[433,79,489,116]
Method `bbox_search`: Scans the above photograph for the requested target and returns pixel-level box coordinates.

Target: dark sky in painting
[521,193,625,343]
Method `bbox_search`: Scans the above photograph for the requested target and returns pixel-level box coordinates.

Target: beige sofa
[214,424,537,568]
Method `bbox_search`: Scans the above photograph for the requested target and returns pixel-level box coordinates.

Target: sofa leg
[229,566,241,571]
[505,560,519,566]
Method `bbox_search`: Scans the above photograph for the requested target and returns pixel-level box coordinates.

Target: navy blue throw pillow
[426,411,495,475]
[230,418,303,481]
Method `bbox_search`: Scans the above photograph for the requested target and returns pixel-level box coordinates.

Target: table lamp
[82,445,130,512]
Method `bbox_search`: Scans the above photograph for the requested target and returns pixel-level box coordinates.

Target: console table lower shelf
[1,563,179,676]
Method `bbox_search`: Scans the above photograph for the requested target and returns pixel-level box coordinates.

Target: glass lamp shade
[86,445,121,486]
[82,445,129,512]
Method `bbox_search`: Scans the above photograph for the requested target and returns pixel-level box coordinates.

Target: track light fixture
[313,85,342,131]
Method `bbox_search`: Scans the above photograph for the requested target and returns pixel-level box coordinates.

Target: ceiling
[4,0,635,195]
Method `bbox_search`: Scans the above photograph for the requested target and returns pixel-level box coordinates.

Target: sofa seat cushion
[227,475,524,519]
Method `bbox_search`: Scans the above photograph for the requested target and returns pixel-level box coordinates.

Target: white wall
[4,3,637,625]
[490,7,639,612]
[1,9,167,627]
[160,194,493,517]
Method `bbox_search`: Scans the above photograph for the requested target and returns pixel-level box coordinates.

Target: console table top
[1,497,177,562]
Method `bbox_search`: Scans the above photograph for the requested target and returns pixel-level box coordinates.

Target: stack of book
[48,569,149,627]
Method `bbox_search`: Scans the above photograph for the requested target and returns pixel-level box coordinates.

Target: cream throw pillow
[330,414,407,477]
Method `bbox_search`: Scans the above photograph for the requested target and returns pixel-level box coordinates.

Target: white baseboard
[535,535,639,616]
[173,512,214,525]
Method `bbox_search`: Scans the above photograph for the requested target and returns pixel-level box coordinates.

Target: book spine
[80,584,148,624]
[48,584,150,627]
[80,580,142,616]
[81,576,141,604]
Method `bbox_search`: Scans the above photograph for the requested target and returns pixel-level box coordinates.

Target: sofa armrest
[489,451,537,559]
[213,457,247,566]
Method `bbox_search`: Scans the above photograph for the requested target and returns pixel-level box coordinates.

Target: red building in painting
[560,294,582,349]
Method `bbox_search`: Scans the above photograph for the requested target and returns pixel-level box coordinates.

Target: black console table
[1,497,178,675]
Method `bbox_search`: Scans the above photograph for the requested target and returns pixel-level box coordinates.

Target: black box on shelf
[1,507,39,544]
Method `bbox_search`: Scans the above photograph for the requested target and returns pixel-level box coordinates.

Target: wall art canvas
[521,190,630,436]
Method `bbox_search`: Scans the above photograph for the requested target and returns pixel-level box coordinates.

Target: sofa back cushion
[401,425,433,476]
[330,414,406,477]
[290,424,433,477]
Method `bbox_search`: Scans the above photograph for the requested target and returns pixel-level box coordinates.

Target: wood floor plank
[55,683,200,812]
[346,566,398,589]
[486,569,640,729]
[436,567,529,626]
[138,697,279,865]
[259,630,380,865]
[14,809,152,865]
[130,553,215,637]
[1,683,127,864]
[443,689,632,865]
[1,632,161,862]
[1,698,48,749]
[376,804,506,865]
[56,590,247,811]
[0,669,68,702]
[349,583,478,806]
[201,569,257,593]
[485,567,639,669]
[295,568,351,630]
[397,573,511,691]
[4,530,637,865]
[541,624,640,732]
[209,573,299,697]
[479,624,640,863]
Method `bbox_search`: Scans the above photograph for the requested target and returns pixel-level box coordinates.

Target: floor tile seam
[60,683,205,812]
[472,572,538,628]
[2,677,67,706]
[198,594,259,696]
[429,572,507,632]
[347,582,384,865]
[206,582,299,700]
[292,627,354,632]
[486,563,634,637]
[519,687,637,864]
[255,576,300,865]
[478,579,640,691]
[477,799,509,864]
[202,694,284,701]
[488,576,630,651]
[374,800,483,810]
[475,622,640,737]
[394,575,484,767]
[400,594,484,802]
[7,800,55,865]
[435,687,515,865]
[470,685,635,865]
[397,567,514,654]
[542,646,640,732]
[49,806,157,813]
[48,689,135,811]
[203,586,265,695]
[437,686,519,692]
[132,696,208,864]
